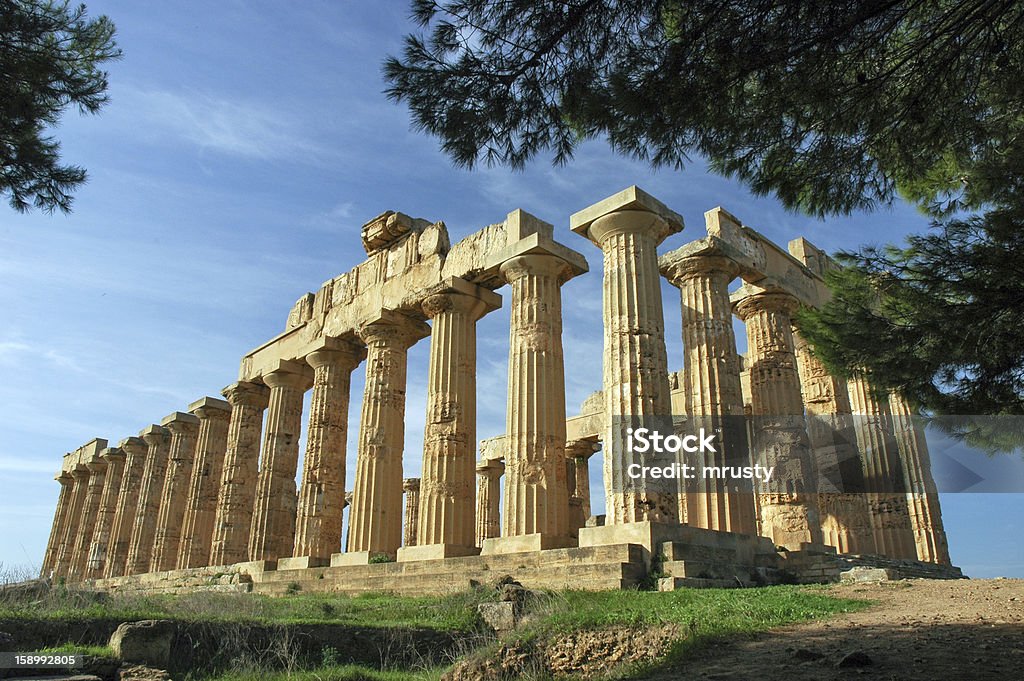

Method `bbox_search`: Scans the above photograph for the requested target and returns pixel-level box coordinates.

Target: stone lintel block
[487,232,588,279]
[361,210,429,255]
[396,544,481,562]
[277,556,330,570]
[703,206,745,238]
[423,276,502,313]
[139,424,170,439]
[232,559,277,574]
[505,208,553,241]
[80,438,109,456]
[187,396,231,414]
[570,186,684,242]
[118,436,147,451]
[479,533,576,556]
[100,446,125,462]
[330,551,372,567]
[476,458,505,474]
[160,411,201,428]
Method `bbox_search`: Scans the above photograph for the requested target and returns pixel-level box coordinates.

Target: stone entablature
[41,186,953,587]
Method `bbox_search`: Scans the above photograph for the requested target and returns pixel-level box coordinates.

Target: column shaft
[210,381,270,566]
[249,365,312,562]
[475,460,503,546]
[104,437,148,578]
[125,426,171,575]
[565,440,598,535]
[293,346,360,560]
[41,472,74,577]
[85,448,125,578]
[177,399,232,569]
[403,478,421,547]
[67,458,107,581]
[152,413,200,571]
[53,466,89,579]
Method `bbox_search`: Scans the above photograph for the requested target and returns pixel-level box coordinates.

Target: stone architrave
[67,456,107,581]
[293,341,363,562]
[661,251,757,535]
[151,412,201,572]
[104,436,149,578]
[401,280,500,561]
[888,392,952,564]
[565,439,599,534]
[481,252,577,554]
[209,381,270,566]
[177,397,232,569]
[847,376,918,559]
[475,459,503,547]
[732,286,823,550]
[570,187,683,526]
[249,361,314,562]
[53,464,89,579]
[85,447,126,578]
[403,478,421,547]
[792,332,875,554]
[125,425,171,575]
[41,471,73,577]
[347,310,429,560]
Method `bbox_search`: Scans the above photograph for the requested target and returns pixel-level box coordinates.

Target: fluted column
[792,332,875,554]
[85,447,125,578]
[403,282,499,560]
[482,253,574,553]
[847,376,918,559]
[475,459,503,547]
[151,412,200,572]
[67,456,107,581]
[565,440,599,534]
[210,381,270,566]
[41,471,74,577]
[888,392,951,564]
[662,252,757,534]
[293,343,362,562]
[249,362,313,562]
[347,311,429,560]
[572,197,682,525]
[53,465,89,579]
[125,425,171,575]
[733,288,822,549]
[104,436,148,578]
[177,397,232,569]
[403,478,421,547]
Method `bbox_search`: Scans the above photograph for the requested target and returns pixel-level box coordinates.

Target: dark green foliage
[0,0,121,213]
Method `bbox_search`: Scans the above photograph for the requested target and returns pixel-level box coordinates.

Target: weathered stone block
[109,620,175,667]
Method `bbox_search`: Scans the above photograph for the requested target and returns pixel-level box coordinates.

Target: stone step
[659,542,738,565]
[657,576,742,591]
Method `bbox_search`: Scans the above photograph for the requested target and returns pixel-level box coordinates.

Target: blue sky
[0,1,1019,579]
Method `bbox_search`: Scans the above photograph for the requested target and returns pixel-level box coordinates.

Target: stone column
[85,447,126,578]
[847,376,918,559]
[41,471,74,577]
[210,381,270,566]
[67,456,107,581]
[177,397,232,569]
[733,287,823,549]
[151,412,200,572]
[104,436,148,578]
[475,459,503,547]
[125,425,171,575]
[792,332,875,554]
[403,478,421,547]
[249,361,313,563]
[571,189,683,525]
[482,253,575,554]
[661,252,757,535]
[402,281,500,561]
[565,440,599,534]
[53,464,89,579]
[346,311,429,561]
[292,342,363,564]
[888,392,951,564]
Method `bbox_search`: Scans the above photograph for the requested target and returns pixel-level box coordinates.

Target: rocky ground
[654,578,1024,681]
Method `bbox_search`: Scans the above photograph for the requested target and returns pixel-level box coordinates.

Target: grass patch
[35,642,117,659]
[201,663,443,681]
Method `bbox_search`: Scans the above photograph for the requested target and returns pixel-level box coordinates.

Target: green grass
[34,643,117,659]
[0,588,487,631]
[202,663,443,681]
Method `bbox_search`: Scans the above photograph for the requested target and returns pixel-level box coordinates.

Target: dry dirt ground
[653,578,1024,681]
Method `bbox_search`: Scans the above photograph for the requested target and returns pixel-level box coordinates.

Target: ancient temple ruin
[41,187,960,594]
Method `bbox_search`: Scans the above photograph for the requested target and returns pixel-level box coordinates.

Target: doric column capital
[85,457,107,474]
[70,463,89,481]
[732,288,800,321]
[221,380,271,409]
[100,447,125,465]
[357,310,430,349]
[588,209,676,246]
[55,471,73,486]
[476,458,505,477]
[402,477,421,492]
[660,252,740,286]
[570,186,684,248]
[263,365,314,392]
[306,342,364,372]
[118,436,148,458]
[140,424,170,448]
[161,411,201,436]
[499,252,573,284]
[564,439,601,460]
[189,396,232,422]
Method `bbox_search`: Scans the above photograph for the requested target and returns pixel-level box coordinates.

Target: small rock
[836,650,873,668]
[793,648,824,661]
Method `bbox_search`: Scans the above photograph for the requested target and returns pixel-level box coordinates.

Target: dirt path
[654,578,1024,681]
